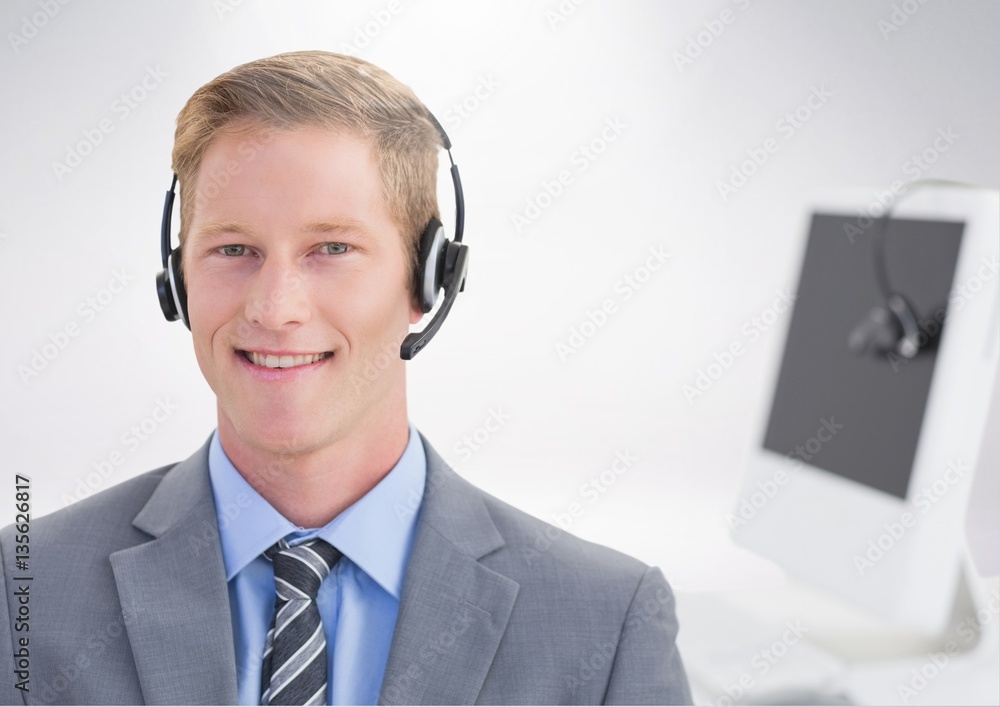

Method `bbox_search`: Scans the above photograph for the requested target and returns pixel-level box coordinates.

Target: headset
[156,110,468,360]
[847,179,974,360]
[847,213,923,359]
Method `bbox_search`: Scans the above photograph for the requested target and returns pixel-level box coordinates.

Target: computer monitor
[733,185,999,635]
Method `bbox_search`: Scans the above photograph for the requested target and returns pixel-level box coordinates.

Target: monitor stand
[677,555,998,705]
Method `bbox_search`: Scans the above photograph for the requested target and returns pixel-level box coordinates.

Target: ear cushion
[416,217,445,313]
[168,247,190,330]
[155,268,177,321]
[848,306,901,356]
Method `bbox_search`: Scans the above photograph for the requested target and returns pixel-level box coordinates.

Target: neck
[217,401,411,528]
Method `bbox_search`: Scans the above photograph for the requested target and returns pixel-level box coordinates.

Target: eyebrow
[190,220,375,243]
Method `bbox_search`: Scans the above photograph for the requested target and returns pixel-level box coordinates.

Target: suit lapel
[110,436,239,705]
[108,431,516,705]
[379,435,519,705]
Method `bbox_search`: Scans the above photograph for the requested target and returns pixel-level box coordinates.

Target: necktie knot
[265,537,341,602]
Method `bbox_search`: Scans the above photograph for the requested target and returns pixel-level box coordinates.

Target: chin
[231,407,335,457]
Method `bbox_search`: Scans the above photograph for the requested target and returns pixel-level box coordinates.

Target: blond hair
[171,50,442,294]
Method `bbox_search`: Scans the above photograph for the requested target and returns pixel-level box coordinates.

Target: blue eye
[220,244,246,256]
[320,243,351,255]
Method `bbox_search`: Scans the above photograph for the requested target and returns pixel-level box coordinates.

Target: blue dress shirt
[207,423,426,706]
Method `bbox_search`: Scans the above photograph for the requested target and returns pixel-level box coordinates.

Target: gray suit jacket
[0,432,691,705]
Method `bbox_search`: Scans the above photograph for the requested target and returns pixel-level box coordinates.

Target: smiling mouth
[239,351,334,369]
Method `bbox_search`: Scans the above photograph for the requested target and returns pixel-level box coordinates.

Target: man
[0,51,691,705]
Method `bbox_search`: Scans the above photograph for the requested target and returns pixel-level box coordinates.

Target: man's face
[183,126,423,456]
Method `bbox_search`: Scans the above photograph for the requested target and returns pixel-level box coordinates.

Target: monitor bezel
[733,185,999,635]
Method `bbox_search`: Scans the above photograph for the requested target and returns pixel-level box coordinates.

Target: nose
[245,256,311,330]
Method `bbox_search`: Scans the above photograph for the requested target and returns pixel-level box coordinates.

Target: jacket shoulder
[439,472,691,704]
[443,470,655,606]
[484,488,648,575]
[1,463,175,552]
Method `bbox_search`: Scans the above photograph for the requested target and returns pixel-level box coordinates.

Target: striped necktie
[260,537,342,705]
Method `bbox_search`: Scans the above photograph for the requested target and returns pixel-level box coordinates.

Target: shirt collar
[208,422,426,599]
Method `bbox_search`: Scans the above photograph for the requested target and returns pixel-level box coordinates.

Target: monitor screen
[762,212,964,499]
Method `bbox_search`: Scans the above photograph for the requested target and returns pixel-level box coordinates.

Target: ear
[409,295,424,326]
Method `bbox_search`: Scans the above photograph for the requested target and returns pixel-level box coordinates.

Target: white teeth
[245,351,329,369]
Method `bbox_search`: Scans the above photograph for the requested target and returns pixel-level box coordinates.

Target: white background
[1,1,998,699]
